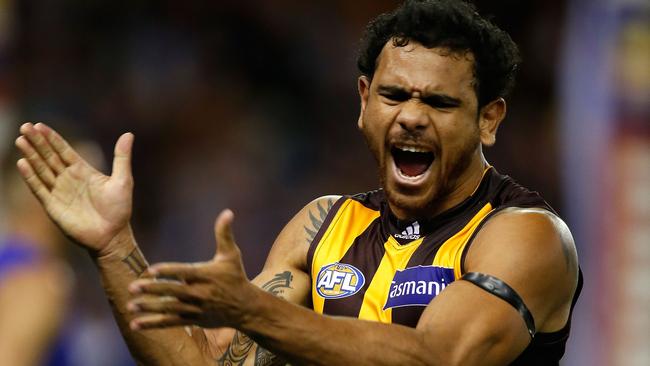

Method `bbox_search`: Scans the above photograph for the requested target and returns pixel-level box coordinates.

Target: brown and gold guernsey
[307,167,582,365]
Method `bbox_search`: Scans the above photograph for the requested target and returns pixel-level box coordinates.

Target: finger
[20,123,66,176]
[34,122,82,166]
[111,133,134,183]
[16,158,52,203]
[127,297,203,316]
[214,209,239,258]
[130,314,193,331]
[146,262,213,283]
[129,279,204,301]
[29,123,67,174]
[15,137,56,188]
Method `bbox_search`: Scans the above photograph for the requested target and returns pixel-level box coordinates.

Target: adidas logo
[394,221,421,240]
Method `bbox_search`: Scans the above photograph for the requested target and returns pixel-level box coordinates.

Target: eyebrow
[377,85,462,107]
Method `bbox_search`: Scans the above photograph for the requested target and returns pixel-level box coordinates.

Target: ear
[357,75,371,130]
[478,98,506,146]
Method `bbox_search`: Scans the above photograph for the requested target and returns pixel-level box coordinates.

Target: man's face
[358,42,484,219]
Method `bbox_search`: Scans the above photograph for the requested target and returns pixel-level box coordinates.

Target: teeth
[397,146,429,153]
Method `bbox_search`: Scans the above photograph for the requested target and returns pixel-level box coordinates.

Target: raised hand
[15,122,135,254]
[127,209,253,330]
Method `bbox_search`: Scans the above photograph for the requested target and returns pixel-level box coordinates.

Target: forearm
[91,226,210,365]
[241,288,440,366]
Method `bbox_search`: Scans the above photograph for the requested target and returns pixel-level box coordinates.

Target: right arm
[94,227,213,365]
[15,122,337,365]
[15,123,210,365]
[92,195,337,366]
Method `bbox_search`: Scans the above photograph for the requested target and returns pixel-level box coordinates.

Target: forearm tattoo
[303,198,335,245]
[121,247,147,277]
[220,331,255,366]
[218,271,293,366]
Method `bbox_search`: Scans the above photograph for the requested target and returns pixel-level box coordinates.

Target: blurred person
[0,135,129,366]
[0,145,72,366]
[14,1,582,365]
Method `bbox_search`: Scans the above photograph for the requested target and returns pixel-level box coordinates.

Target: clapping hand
[15,123,135,254]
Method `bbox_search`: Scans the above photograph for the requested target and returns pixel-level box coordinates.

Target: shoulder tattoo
[303,198,335,245]
[218,272,293,366]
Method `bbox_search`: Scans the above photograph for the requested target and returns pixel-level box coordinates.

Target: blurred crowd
[0,1,647,365]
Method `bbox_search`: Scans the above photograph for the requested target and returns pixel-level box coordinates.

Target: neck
[436,155,489,213]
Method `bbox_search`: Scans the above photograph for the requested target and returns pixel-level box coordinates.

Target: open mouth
[391,146,435,178]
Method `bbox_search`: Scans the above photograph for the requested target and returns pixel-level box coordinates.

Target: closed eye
[379,91,410,102]
[377,85,410,103]
[376,85,462,109]
[422,95,461,109]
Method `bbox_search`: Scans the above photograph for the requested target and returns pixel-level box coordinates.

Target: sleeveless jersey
[307,167,582,365]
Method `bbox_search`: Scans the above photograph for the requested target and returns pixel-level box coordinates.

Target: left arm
[241,208,579,365]
[131,208,579,365]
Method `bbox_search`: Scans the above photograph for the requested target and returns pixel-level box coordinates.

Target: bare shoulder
[467,207,578,273]
[0,261,72,302]
[0,263,70,366]
[301,195,342,246]
[0,261,72,331]
[465,207,579,332]
[263,195,342,273]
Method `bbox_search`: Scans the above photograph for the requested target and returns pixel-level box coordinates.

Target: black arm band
[461,272,536,338]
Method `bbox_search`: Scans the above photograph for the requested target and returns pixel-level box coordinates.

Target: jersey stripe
[358,236,424,323]
[311,199,380,314]
[321,219,384,317]
[432,203,493,279]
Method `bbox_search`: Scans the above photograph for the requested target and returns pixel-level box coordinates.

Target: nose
[395,100,428,132]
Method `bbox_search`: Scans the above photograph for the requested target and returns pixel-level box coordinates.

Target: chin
[382,177,445,219]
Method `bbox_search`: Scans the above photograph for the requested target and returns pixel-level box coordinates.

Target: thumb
[112,132,134,182]
[214,209,239,258]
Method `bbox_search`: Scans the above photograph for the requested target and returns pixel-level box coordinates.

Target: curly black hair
[357,0,521,108]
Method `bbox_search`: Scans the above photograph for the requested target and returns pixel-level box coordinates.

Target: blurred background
[0,0,647,365]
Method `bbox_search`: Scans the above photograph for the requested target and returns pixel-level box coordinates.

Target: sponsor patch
[316,262,365,299]
[383,265,455,310]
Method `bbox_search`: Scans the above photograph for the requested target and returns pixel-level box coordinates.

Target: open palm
[15,123,134,253]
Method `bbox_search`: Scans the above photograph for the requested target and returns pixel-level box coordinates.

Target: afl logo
[316,263,365,299]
